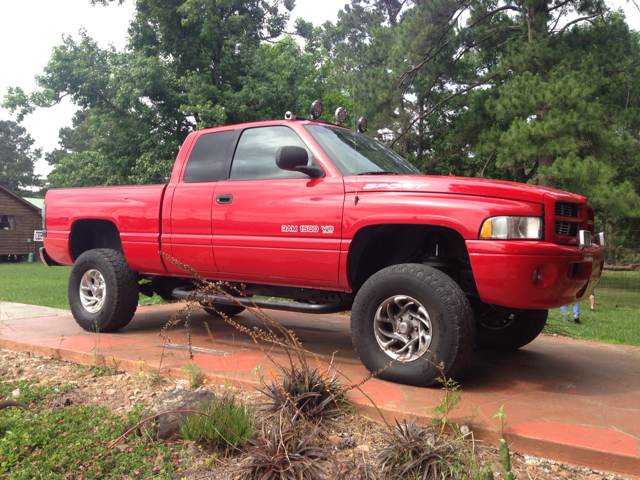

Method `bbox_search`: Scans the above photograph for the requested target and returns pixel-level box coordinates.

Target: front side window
[229,126,317,180]
[0,215,15,230]
[304,125,421,176]
[183,130,240,183]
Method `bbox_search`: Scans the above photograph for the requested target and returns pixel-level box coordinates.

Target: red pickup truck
[41,107,604,386]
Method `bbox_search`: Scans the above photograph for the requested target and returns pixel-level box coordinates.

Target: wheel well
[348,224,475,293]
[70,219,123,261]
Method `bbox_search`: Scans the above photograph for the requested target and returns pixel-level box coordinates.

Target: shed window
[0,215,15,230]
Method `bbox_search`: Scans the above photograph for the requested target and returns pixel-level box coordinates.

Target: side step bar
[171,287,348,314]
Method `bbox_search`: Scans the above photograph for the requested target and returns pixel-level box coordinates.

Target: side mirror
[276,146,325,178]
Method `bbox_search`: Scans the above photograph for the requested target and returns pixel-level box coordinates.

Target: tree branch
[626,71,631,111]
[555,14,600,34]
[481,152,494,178]
[524,161,538,182]
[398,0,476,87]
[464,5,521,31]
[390,71,500,148]
[496,34,527,48]
[548,0,573,12]
[91,89,130,117]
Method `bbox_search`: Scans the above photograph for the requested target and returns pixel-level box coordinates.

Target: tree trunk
[607,218,615,265]
[399,97,409,157]
[536,107,555,187]
[537,154,555,187]
[418,97,424,163]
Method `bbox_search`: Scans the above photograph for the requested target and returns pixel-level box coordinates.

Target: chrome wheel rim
[79,269,106,313]
[374,295,432,362]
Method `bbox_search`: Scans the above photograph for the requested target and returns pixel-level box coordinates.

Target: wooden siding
[0,188,42,256]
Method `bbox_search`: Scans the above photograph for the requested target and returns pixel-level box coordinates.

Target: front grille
[555,202,578,218]
[556,222,579,237]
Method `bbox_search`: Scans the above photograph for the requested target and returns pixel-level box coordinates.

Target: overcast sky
[1,0,639,178]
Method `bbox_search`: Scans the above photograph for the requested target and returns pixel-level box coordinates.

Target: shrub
[259,363,349,424]
[179,392,254,449]
[378,416,437,479]
[242,422,327,479]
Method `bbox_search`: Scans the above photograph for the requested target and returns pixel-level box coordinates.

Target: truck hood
[344,175,584,204]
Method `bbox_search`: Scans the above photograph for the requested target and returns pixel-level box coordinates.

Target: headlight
[479,217,542,240]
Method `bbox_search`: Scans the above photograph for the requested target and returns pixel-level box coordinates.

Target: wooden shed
[0,184,42,260]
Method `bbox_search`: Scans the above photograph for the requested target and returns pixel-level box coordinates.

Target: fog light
[532,262,558,288]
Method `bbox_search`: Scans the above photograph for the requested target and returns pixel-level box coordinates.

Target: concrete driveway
[1,302,638,477]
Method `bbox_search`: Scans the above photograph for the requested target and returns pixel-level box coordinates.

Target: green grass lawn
[1,261,639,346]
[546,303,640,346]
[0,261,72,309]
[0,260,165,310]
[544,269,640,347]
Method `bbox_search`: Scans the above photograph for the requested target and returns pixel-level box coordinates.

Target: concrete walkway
[0,301,70,320]
[1,302,639,477]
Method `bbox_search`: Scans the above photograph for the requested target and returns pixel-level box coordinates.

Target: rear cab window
[183,130,240,183]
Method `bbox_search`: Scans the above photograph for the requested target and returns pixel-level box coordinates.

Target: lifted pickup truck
[41,105,604,386]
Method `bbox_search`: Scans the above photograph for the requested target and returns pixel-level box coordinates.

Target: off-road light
[335,107,347,125]
[358,117,368,133]
[309,100,322,120]
[479,216,542,240]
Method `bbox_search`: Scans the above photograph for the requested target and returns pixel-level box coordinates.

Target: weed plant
[181,362,204,389]
[137,358,163,387]
[0,381,187,479]
[179,392,254,448]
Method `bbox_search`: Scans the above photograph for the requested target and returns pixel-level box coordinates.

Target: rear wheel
[68,249,139,332]
[474,307,548,350]
[351,264,475,387]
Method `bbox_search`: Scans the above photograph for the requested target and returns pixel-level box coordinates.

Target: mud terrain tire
[351,264,475,387]
[68,249,139,332]
[475,309,548,350]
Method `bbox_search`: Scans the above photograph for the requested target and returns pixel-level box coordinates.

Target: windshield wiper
[357,171,401,175]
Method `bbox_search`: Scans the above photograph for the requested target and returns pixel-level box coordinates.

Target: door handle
[216,194,233,204]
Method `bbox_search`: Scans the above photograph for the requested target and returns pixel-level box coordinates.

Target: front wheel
[351,264,475,387]
[474,307,548,350]
[68,249,139,332]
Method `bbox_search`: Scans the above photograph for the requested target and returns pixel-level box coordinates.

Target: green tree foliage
[323,0,640,222]
[3,0,338,188]
[0,120,40,194]
[3,0,640,228]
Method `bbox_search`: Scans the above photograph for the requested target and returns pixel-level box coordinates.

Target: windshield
[304,125,421,176]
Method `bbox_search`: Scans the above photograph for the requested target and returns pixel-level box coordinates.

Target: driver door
[211,126,344,285]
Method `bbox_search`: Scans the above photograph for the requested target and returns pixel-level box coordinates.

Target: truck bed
[44,184,168,273]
